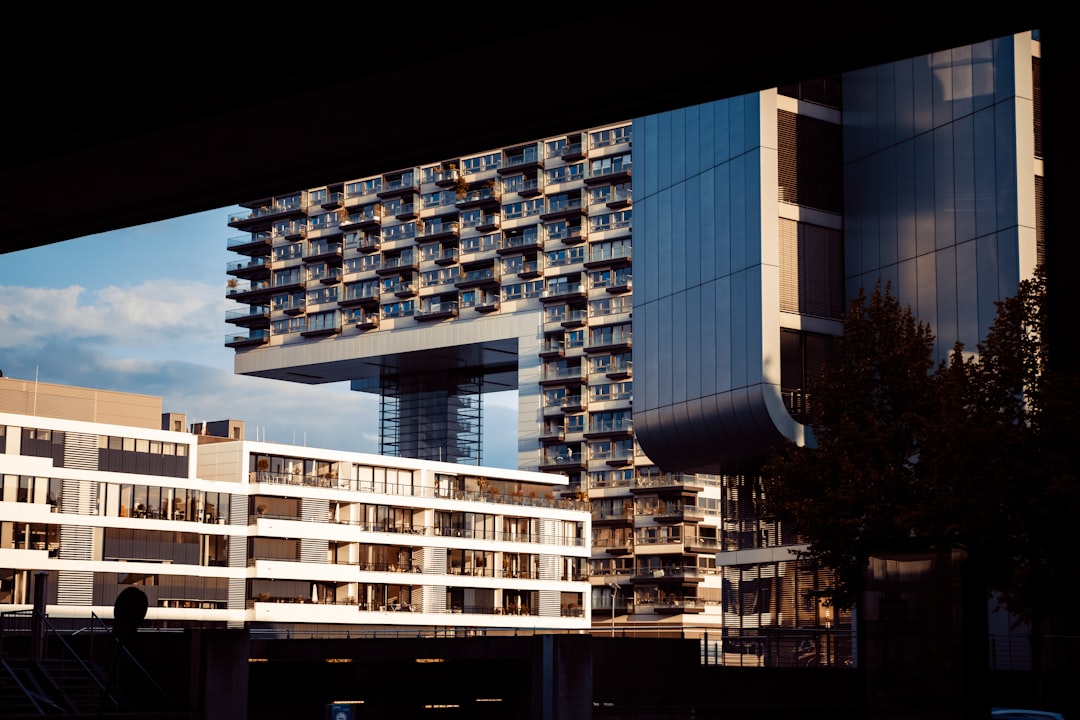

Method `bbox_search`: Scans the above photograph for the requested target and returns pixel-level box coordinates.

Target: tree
[762,267,1079,628]
[761,280,937,609]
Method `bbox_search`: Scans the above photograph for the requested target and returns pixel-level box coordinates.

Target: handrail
[0,657,67,715]
[36,610,119,711]
[88,612,175,708]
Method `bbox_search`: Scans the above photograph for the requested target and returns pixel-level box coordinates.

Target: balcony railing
[225,329,269,346]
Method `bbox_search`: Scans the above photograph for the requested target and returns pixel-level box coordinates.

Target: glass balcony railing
[225,329,269,345]
[226,257,267,273]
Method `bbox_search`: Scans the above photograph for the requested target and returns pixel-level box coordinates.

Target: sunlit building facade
[0,377,591,632]
[222,30,1040,655]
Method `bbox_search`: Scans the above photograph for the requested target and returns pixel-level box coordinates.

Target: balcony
[376,255,418,275]
[225,305,270,327]
[540,283,586,303]
[584,160,633,186]
[518,259,543,279]
[591,448,634,467]
[561,309,587,328]
[432,247,460,266]
[498,232,542,255]
[539,368,585,387]
[606,188,633,209]
[584,419,633,439]
[301,323,342,339]
[338,289,380,308]
[584,247,633,270]
[225,329,269,348]
[393,202,418,221]
[540,199,585,223]
[384,282,417,299]
[318,191,344,209]
[547,225,586,245]
[539,425,565,442]
[227,233,272,255]
[498,147,541,174]
[228,200,306,229]
[454,266,500,289]
[631,473,708,494]
[518,177,543,198]
[560,394,586,412]
[419,220,460,243]
[415,301,459,322]
[226,279,274,302]
[649,502,705,524]
[303,240,343,263]
[355,313,379,330]
[226,256,269,280]
[357,234,381,253]
[455,185,502,210]
[585,332,632,353]
[539,452,585,472]
[552,142,585,163]
[652,597,705,615]
[278,298,306,316]
[685,536,722,554]
[605,362,633,380]
[351,206,384,229]
[629,566,704,584]
[539,339,565,358]
[377,174,419,199]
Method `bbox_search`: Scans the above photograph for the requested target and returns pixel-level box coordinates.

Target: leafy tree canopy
[762,268,1080,629]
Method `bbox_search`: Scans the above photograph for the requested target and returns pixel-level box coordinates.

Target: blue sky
[0,208,518,468]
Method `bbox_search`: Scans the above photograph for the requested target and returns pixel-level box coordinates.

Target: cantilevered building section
[222,30,1040,648]
[633,30,1042,472]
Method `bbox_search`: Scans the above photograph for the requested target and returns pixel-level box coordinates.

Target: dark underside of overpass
[2,9,1068,366]
[0,9,1050,256]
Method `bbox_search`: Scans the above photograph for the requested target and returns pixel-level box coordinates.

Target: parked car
[992,709,1066,720]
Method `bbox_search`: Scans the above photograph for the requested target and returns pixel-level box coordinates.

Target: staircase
[0,610,188,719]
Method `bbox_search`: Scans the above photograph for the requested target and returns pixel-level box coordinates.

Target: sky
[0,208,519,469]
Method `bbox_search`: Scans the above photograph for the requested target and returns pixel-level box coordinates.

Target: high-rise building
[223,30,1041,653]
[0,376,591,631]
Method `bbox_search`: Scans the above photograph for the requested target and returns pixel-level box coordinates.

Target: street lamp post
[606,581,620,637]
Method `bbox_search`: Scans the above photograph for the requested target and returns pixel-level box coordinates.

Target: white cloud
[0,280,220,348]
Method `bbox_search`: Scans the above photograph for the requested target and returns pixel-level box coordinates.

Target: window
[503,201,524,220]
[383,222,417,241]
[590,209,631,233]
[273,243,303,261]
[307,311,339,332]
[547,246,584,267]
[382,301,415,319]
[589,323,631,346]
[306,286,338,305]
[503,175,524,194]
[462,152,500,174]
[590,125,631,148]
[589,153,631,178]
[460,209,482,228]
[274,268,302,287]
[523,198,544,217]
[546,163,584,185]
[423,191,446,208]
[589,267,630,289]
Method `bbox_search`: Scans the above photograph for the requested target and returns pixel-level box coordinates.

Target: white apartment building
[0,377,591,631]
